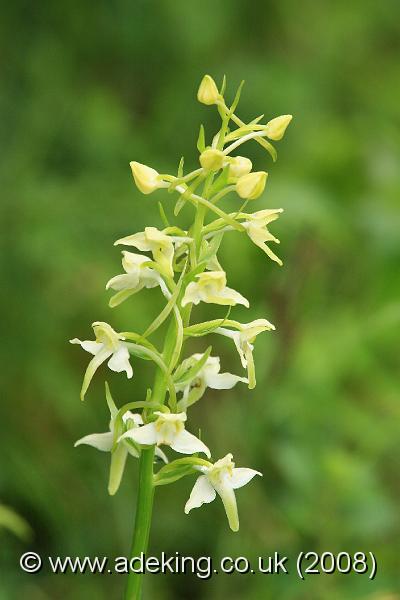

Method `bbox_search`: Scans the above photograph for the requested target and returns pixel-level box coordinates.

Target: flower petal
[107,345,133,378]
[184,475,216,514]
[230,468,262,489]
[205,371,248,390]
[123,411,143,426]
[181,282,200,307]
[114,232,149,251]
[74,431,113,452]
[170,430,211,458]
[106,273,140,291]
[119,422,157,446]
[70,338,103,356]
[219,286,249,307]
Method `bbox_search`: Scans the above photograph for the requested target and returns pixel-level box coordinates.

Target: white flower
[70,322,133,400]
[115,226,191,279]
[215,319,275,388]
[75,387,167,494]
[176,353,248,408]
[236,171,268,200]
[228,156,252,178]
[130,161,167,195]
[264,115,292,141]
[197,75,221,106]
[119,411,211,458]
[185,453,262,532]
[242,208,284,266]
[106,251,168,308]
[182,271,249,308]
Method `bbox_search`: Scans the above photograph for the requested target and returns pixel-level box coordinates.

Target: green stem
[125,315,177,599]
[125,121,222,599]
[124,447,155,600]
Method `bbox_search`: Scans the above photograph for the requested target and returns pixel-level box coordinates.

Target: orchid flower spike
[176,353,248,409]
[114,226,192,279]
[185,453,262,532]
[119,411,211,458]
[70,322,133,400]
[130,161,168,195]
[182,271,249,308]
[106,251,168,308]
[215,319,275,388]
[75,385,167,495]
[242,208,284,266]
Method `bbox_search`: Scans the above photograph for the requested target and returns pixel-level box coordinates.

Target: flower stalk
[71,74,292,599]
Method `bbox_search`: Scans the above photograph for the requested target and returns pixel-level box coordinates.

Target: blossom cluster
[71,75,291,532]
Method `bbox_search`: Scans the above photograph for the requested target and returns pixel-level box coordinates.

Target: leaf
[142,278,183,339]
[174,175,203,216]
[153,457,211,487]
[183,308,232,337]
[177,156,184,178]
[199,232,224,265]
[208,165,230,197]
[154,464,197,486]
[250,114,264,125]
[220,74,227,96]
[230,80,245,113]
[173,346,212,386]
[196,124,205,153]
[158,202,170,228]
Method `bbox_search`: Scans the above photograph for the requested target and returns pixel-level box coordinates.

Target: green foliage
[1,0,399,598]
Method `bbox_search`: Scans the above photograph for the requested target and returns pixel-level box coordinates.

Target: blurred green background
[1,1,399,598]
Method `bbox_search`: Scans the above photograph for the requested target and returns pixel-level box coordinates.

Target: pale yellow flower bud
[264,115,292,141]
[197,75,221,105]
[199,148,225,171]
[228,156,252,178]
[130,161,163,195]
[236,171,268,200]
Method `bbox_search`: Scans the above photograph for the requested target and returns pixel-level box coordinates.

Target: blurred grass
[1,0,400,598]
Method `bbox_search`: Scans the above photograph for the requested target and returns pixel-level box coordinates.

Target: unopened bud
[199,148,225,171]
[130,161,163,195]
[197,75,221,106]
[228,156,252,178]
[236,171,268,200]
[264,115,292,141]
